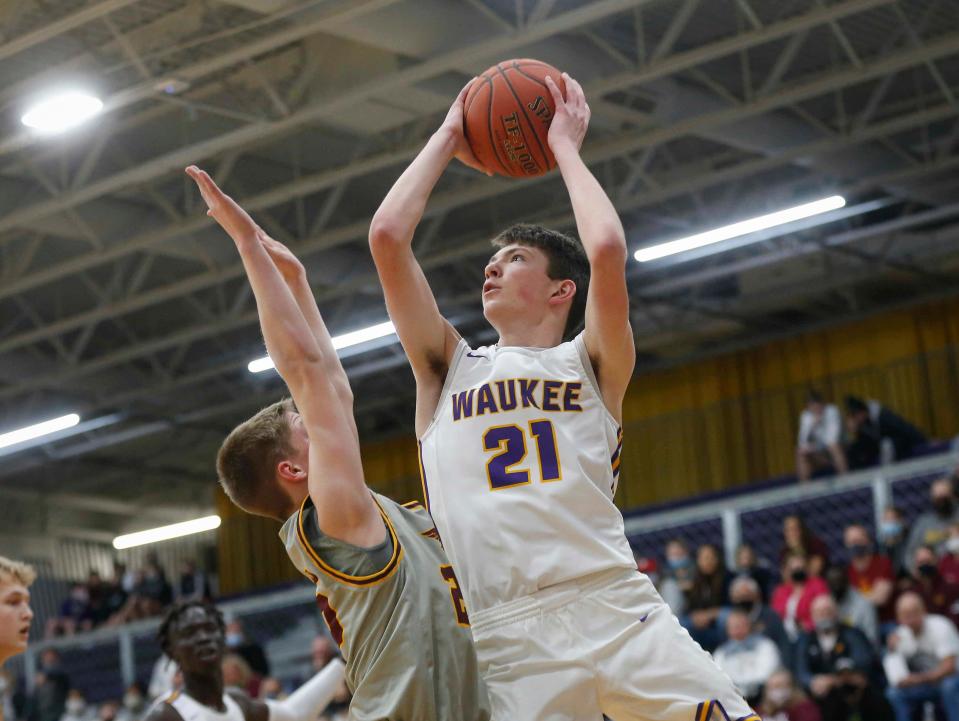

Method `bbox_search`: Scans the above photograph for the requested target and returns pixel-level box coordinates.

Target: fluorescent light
[634,195,847,263]
[0,413,80,450]
[248,320,397,374]
[21,91,103,133]
[113,515,221,550]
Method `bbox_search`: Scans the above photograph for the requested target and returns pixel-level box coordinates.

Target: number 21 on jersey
[483,419,561,490]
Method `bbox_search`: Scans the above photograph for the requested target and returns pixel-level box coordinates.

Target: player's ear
[276,460,307,483]
[548,279,576,306]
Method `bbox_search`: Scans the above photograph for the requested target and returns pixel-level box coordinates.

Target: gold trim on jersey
[294,495,403,587]
[402,500,424,510]
[163,691,181,705]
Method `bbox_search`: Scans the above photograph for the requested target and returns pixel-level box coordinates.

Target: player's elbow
[588,231,628,266]
[368,215,407,257]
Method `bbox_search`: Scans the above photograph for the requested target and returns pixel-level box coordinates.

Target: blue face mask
[880,521,903,540]
[667,557,691,571]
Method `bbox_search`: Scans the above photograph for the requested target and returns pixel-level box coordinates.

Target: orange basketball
[464,59,567,178]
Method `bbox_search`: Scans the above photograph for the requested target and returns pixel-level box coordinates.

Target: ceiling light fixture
[634,195,847,263]
[21,91,103,133]
[0,413,80,451]
[112,515,221,549]
[248,320,396,374]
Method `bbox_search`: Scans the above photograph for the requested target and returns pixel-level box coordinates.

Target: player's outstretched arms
[368,82,485,422]
[545,73,635,420]
[229,658,346,721]
[186,166,381,545]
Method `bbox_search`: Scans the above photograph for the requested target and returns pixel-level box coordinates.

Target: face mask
[767,687,791,707]
[815,618,837,633]
[934,498,955,517]
[0,677,7,694]
[919,563,938,578]
[947,538,959,555]
[66,700,86,715]
[123,694,142,710]
[225,632,243,648]
[734,601,756,614]
[667,557,691,571]
[847,544,870,558]
[791,569,808,584]
[881,521,903,540]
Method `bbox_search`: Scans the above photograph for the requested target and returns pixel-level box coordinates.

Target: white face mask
[767,687,791,707]
[947,537,959,555]
[66,700,86,715]
[123,694,142,710]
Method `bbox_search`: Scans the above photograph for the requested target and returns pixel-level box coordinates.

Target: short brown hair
[0,557,36,587]
[216,398,295,520]
[492,224,589,340]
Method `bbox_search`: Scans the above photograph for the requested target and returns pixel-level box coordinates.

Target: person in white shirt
[797,390,848,482]
[884,592,959,721]
[712,611,781,703]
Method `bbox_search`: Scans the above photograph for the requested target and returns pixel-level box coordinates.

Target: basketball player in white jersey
[185,167,489,720]
[145,601,343,721]
[0,556,34,668]
[369,74,760,720]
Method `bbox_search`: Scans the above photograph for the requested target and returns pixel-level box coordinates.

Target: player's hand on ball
[441,80,491,176]
[545,72,589,154]
[185,165,262,244]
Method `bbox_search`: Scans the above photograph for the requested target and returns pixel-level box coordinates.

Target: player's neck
[184,671,226,711]
[494,317,564,349]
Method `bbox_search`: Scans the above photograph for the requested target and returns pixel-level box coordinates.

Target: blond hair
[0,556,36,587]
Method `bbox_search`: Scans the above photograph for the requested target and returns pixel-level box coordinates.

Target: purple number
[530,420,560,481]
[484,425,530,490]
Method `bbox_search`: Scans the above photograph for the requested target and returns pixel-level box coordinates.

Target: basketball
[464,59,567,178]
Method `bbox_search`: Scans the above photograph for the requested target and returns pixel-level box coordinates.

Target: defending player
[0,556,34,668]
[368,75,759,720]
[145,601,343,721]
[186,167,490,721]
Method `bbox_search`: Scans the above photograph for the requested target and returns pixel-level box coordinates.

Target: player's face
[170,606,224,673]
[0,580,33,660]
[482,245,557,322]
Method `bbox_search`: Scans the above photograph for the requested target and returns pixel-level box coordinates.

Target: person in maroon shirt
[939,525,959,584]
[896,545,959,626]
[780,515,830,578]
[759,669,822,721]
[844,523,896,623]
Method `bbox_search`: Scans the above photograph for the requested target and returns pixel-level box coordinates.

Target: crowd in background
[639,463,959,721]
[45,556,211,639]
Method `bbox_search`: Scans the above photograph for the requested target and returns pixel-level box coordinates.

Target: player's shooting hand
[545,72,589,155]
[185,165,261,245]
[440,79,491,176]
[258,234,306,282]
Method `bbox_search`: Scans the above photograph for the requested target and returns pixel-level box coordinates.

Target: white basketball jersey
[418,333,636,613]
[164,691,245,721]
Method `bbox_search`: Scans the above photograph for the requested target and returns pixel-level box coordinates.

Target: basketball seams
[495,64,552,175]
[483,77,512,176]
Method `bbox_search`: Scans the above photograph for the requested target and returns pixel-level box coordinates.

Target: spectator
[844,524,895,623]
[26,650,70,721]
[684,544,733,652]
[113,561,136,595]
[58,690,93,721]
[84,571,110,629]
[772,553,830,640]
[729,576,792,664]
[659,538,695,616]
[884,592,959,721]
[225,619,270,678]
[103,565,128,622]
[712,610,781,703]
[797,389,848,482]
[312,636,337,674]
[795,595,893,721]
[897,545,959,627]
[844,395,926,469]
[759,669,822,721]
[116,683,146,721]
[258,678,285,701]
[939,524,959,585]
[46,584,89,639]
[734,544,776,601]
[904,477,959,563]
[222,653,256,697]
[97,701,120,721]
[138,560,172,614]
[175,560,210,603]
[780,515,829,578]
[879,507,909,577]
[824,565,879,646]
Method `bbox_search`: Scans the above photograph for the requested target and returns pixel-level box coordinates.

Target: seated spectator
[684,544,733,652]
[222,653,257,697]
[795,595,893,721]
[258,678,285,701]
[58,690,94,721]
[796,389,848,482]
[772,553,829,640]
[103,565,128,621]
[729,576,792,665]
[26,649,70,721]
[781,515,829,578]
[734,544,776,601]
[939,524,959,585]
[225,618,270,678]
[116,683,146,721]
[844,395,926,469]
[844,523,895,623]
[97,701,120,721]
[660,538,695,617]
[825,565,879,646]
[138,559,172,614]
[759,669,823,721]
[896,545,959,627]
[712,610,781,704]
[175,560,210,603]
[879,507,909,577]
[905,477,959,562]
[84,571,110,629]
[46,583,89,639]
[884,592,959,721]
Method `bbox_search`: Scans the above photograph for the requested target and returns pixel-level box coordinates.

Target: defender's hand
[185,165,260,244]
[545,72,589,154]
[258,234,306,282]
